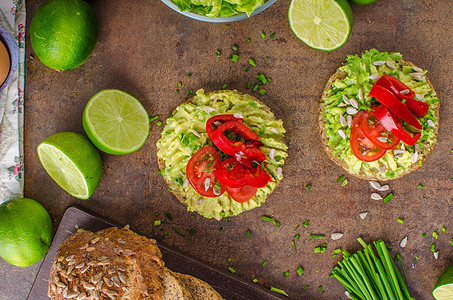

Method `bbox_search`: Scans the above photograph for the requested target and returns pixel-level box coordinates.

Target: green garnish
[258,89,266,95]
[189,89,193,95]
[154,220,161,226]
[150,115,159,122]
[270,32,275,38]
[433,231,438,239]
[418,184,423,189]
[341,179,348,186]
[232,45,238,51]
[442,227,446,234]
[270,287,288,297]
[188,228,195,235]
[306,184,311,191]
[310,234,325,239]
[172,227,185,237]
[450,239,453,246]
[187,73,192,77]
[216,50,221,57]
[431,243,436,252]
[165,211,173,220]
[249,58,256,66]
[383,193,393,203]
[318,285,322,291]
[415,256,419,261]
[303,285,308,290]
[227,257,232,262]
[246,80,252,89]
[245,67,250,72]
[221,83,228,89]
[273,220,280,227]
[229,54,239,62]
[219,227,223,232]
[283,271,289,278]
[422,233,427,237]
[175,177,183,186]
[157,121,162,126]
[303,220,310,227]
[294,234,300,239]
[228,267,236,274]
[314,244,327,253]
[334,248,342,254]
[262,260,268,267]
[166,187,171,192]
[178,82,182,87]
[246,38,251,43]
[163,230,168,235]
[264,57,268,61]
[252,278,258,283]
[397,218,404,224]
[294,224,300,231]
[202,168,216,173]
[155,212,159,217]
[258,74,267,84]
[246,229,251,238]
[396,252,408,284]
[252,84,259,92]
[260,32,266,39]
[297,266,304,276]
[291,240,297,254]
[261,215,273,222]
[275,155,282,162]
[336,175,345,182]
[176,90,180,94]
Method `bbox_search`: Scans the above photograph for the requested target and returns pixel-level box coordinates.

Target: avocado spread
[322,49,439,180]
[157,89,287,220]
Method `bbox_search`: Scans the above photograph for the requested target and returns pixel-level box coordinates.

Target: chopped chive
[166,187,171,192]
[246,229,251,238]
[245,67,250,72]
[273,220,280,227]
[168,110,173,117]
[202,168,216,173]
[396,252,408,284]
[155,212,159,217]
[157,121,162,126]
[252,84,259,92]
[188,228,195,235]
[303,285,308,290]
[258,89,266,95]
[415,256,419,261]
[422,233,426,237]
[176,90,180,94]
[318,285,322,291]
[150,115,159,122]
[341,179,348,186]
[310,234,325,239]
[221,83,228,89]
[225,24,230,27]
[232,45,238,51]
[225,217,230,223]
[270,32,275,38]
[163,230,168,235]
[216,50,221,57]
[189,89,193,95]
[294,224,300,231]
[227,257,232,262]
[275,155,282,162]
[262,260,268,267]
[260,32,266,39]
[442,227,446,234]
[418,184,423,189]
[229,54,239,62]
[258,74,267,84]
[246,38,251,43]
[154,220,161,226]
[262,215,273,222]
[432,231,438,239]
[303,220,310,227]
[291,240,297,254]
[270,287,288,297]
[173,227,185,237]
[190,214,195,218]
[334,248,342,254]
[283,271,289,278]
[187,73,192,77]
[314,244,327,253]
[431,243,436,252]
[246,80,251,89]
[336,175,345,182]
[249,58,256,66]
[294,234,300,239]
[383,193,393,203]
[165,211,173,220]
[219,227,223,232]
[252,278,258,283]
[397,218,404,224]
[297,266,304,276]
[228,267,236,274]
[450,239,453,246]
[264,57,268,62]
[306,184,311,191]
[206,161,214,167]
[178,82,182,87]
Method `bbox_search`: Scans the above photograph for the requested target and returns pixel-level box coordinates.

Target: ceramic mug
[0,27,19,93]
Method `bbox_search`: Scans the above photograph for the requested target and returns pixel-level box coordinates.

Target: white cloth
[0,0,25,203]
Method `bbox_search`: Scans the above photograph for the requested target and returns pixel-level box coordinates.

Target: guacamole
[156,89,287,220]
[172,0,264,17]
[321,49,439,180]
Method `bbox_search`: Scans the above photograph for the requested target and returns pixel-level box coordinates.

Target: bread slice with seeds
[162,268,194,300]
[175,272,224,300]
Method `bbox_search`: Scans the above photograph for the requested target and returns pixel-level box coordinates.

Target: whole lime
[0,198,53,267]
[349,0,379,4]
[30,0,98,71]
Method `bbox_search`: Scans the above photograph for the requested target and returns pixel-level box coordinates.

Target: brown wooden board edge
[27,205,287,300]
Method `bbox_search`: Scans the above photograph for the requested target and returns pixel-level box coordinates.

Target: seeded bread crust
[48,228,157,300]
[175,272,224,300]
[157,90,283,210]
[318,60,440,181]
[162,268,194,300]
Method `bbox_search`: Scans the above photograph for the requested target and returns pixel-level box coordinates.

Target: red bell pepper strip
[377,75,428,118]
[206,114,241,137]
[369,84,422,130]
[214,158,270,189]
[372,105,421,146]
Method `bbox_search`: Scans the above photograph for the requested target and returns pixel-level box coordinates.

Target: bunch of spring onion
[331,238,414,300]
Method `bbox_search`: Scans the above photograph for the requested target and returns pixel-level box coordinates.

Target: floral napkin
[0,0,25,203]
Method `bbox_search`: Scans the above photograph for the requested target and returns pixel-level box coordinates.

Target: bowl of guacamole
[160,0,277,22]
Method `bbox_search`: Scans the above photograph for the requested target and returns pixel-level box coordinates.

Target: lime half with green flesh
[82,89,150,155]
[434,264,453,300]
[37,132,102,199]
[288,0,353,51]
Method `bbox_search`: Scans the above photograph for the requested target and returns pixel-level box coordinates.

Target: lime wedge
[434,264,453,300]
[37,132,102,199]
[83,89,150,155]
[288,0,353,51]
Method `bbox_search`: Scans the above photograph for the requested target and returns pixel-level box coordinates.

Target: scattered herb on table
[246,229,251,238]
[270,287,288,297]
[283,271,289,278]
[310,234,325,239]
[383,193,393,203]
[249,58,256,66]
[291,240,297,254]
[397,218,404,224]
[303,220,310,227]
[262,260,268,267]
[172,227,185,237]
[228,267,236,274]
[432,231,439,239]
[157,121,162,126]
[297,266,304,276]
[150,115,159,122]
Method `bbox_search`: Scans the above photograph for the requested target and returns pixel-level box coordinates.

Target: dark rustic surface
[0,0,452,299]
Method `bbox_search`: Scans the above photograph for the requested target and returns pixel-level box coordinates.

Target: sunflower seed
[386,61,395,69]
[91,237,100,244]
[118,272,127,284]
[139,283,147,291]
[203,106,215,113]
[400,89,410,95]
[108,269,116,275]
[410,73,425,81]
[213,121,222,127]
[350,98,359,109]
[269,149,276,160]
[98,259,110,266]
[434,251,439,259]
[104,277,113,287]
[358,88,364,100]
[66,291,79,299]
[415,94,423,101]
[86,247,96,252]
[373,61,385,66]
[81,265,90,274]
[96,280,103,290]
[123,249,134,256]
[427,120,435,127]
[339,115,347,127]
[197,198,204,205]
[369,181,381,190]
[412,66,423,72]
[276,167,282,179]
[106,290,118,299]
[338,129,346,139]
[118,265,126,272]
[91,272,103,284]
[270,127,279,134]
[112,274,121,287]
[371,193,383,200]
[400,236,408,248]
[379,166,386,173]
[83,281,95,290]
[401,143,405,151]
[190,129,200,137]
[331,233,344,240]
[393,149,404,156]
[56,281,66,288]
[359,212,368,220]
[346,107,358,115]
[56,262,62,271]
[67,266,74,275]
[204,177,211,191]
[57,256,65,262]
[342,95,350,105]
[337,102,347,107]
[77,292,87,300]
[183,179,189,188]
[80,243,89,250]
[213,187,221,196]
[347,115,352,128]
[234,112,243,119]
[213,97,218,104]
[378,185,389,192]
[377,136,387,143]
[368,74,380,80]
[68,259,76,266]
[411,152,419,163]
[66,255,75,262]
[93,290,100,299]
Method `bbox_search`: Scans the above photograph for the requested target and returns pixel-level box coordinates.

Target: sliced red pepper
[214,158,270,189]
[377,75,428,118]
[350,111,386,162]
[361,106,400,150]
[206,114,241,137]
[372,105,421,146]
[369,84,422,130]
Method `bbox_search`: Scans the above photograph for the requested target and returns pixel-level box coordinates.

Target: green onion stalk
[331,238,415,300]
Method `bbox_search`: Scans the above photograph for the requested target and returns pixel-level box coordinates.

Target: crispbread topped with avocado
[156,89,287,220]
[319,49,439,181]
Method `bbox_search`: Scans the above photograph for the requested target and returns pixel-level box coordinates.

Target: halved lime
[37,132,102,199]
[83,89,150,155]
[433,264,453,299]
[288,0,353,51]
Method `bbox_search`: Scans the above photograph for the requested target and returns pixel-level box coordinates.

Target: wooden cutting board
[27,206,286,300]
